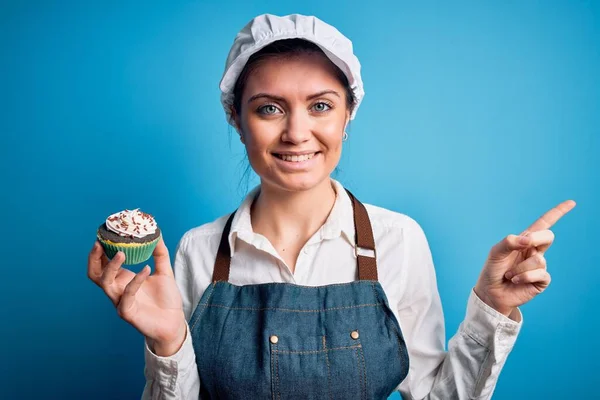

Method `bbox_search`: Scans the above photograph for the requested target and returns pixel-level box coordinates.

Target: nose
[281,108,311,144]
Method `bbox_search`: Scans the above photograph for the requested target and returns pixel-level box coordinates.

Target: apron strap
[345,189,378,281]
[212,211,236,282]
[211,189,378,282]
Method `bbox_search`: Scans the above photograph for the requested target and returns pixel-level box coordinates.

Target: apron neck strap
[346,189,378,281]
[212,189,378,282]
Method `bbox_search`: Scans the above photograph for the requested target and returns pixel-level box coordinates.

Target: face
[235,53,350,193]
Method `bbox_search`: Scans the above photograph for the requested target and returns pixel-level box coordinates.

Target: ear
[234,120,245,145]
[230,106,245,144]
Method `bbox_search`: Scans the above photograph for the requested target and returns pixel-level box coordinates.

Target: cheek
[244,136,267,162]
[321,121,344,152]
[241,120,277,164]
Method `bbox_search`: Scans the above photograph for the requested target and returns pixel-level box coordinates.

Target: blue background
[2,1,598,399]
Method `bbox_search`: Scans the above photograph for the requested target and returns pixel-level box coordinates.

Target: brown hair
[230,38,356,123]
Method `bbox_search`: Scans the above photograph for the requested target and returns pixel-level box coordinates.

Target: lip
[272,152,321,171]
[272,151,319,156]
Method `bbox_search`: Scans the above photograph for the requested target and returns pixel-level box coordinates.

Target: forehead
[243,53,344,97]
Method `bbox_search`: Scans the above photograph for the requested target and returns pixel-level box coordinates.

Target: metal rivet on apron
[270,335,279,344]
[351,330,360,340]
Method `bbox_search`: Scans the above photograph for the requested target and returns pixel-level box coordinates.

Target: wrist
[150,321,187,357]
[473,285,514,318]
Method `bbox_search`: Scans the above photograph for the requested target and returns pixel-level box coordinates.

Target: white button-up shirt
[142,180,521,399]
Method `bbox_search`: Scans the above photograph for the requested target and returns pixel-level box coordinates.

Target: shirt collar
[227,179,357,256]
[322,179,356,245]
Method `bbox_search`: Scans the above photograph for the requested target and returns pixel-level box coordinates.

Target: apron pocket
[269,330,367,400]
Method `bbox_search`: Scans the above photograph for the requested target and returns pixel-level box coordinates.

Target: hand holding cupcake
[88,210,187,357]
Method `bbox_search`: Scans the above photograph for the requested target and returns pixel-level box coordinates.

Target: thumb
[489,234,531,260]
[152,236,174,277]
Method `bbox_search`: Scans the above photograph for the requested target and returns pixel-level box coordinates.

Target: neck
[251,178,337,244]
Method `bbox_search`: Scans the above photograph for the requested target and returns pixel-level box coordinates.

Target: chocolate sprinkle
[97,223,161,244]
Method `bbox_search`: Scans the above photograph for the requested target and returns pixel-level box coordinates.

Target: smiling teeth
[279,153,316,162]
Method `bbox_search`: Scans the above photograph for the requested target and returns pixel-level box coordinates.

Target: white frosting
[106,209,158,238]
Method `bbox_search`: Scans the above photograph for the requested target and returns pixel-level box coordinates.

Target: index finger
[523,200,576,233]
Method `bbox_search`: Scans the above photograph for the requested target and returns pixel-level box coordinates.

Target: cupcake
[97,209,161,265]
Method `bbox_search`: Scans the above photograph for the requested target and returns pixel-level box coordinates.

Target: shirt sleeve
[141,237,201,400]
[396,220,522,400]
[142,323,200,399]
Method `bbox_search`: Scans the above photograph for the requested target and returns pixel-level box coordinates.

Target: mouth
[272,152,320,162]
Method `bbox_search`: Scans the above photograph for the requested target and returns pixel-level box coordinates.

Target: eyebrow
[247,90,341,104]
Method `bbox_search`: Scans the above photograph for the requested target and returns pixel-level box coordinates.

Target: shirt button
[351,330,360,340]
[270,335,279,344]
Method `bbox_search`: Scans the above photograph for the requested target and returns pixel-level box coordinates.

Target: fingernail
[519,236,530,245]
[505,271,514,280]
[512,276,520,284]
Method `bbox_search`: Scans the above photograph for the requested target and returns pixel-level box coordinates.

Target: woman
[87,14,575,399]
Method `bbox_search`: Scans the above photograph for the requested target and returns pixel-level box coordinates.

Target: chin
[264,173,331,193]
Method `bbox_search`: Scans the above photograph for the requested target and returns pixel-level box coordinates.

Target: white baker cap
[219,13,364,125]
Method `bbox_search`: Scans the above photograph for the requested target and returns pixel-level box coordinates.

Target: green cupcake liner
[99,235,160,265]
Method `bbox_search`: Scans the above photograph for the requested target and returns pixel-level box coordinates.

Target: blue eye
[258,104,281,115]
[312,102,332,112]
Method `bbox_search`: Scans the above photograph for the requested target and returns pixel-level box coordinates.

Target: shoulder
[360,202,431,252]
[338,180,425,237]
[363,202,426,236]
[177,213,232,251]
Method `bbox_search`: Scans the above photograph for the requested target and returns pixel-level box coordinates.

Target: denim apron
[188,191,409,399]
